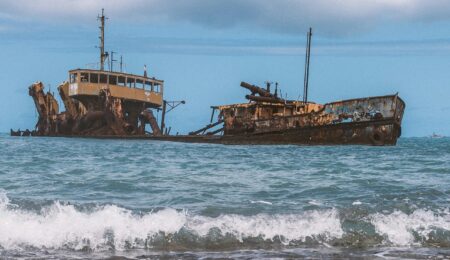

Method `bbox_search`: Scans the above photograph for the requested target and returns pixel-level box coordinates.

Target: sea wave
[371,209,450,246]
[0,192,449,252]
[0,193,342,251]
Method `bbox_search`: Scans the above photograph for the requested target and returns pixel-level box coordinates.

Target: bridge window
[154,84,160,93]
[90,73,99,83]
[136,79,144,89]
[70,73,77,83]
[109,75,117,85]
[99,74,107,84]
[144,81,152,91]
[127,77,135,88]
[118,76,126,87]
[80,73,89,83]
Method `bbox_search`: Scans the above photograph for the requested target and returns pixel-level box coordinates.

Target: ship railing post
[161,100,167,135]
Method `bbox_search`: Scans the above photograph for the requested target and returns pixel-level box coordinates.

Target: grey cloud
[1,0,450,36]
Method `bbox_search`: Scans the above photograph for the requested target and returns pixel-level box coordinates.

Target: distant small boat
[431,132,444,138]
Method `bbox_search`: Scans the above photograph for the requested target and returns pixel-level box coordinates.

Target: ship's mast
[110,51,116,72]
[303,27,312,104]
[98,9,108,71]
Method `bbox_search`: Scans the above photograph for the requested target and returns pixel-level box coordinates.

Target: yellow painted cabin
[67,69,164,108]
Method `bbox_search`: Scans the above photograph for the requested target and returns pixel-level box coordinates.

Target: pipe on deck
[189,120,224,135]
[245,95,285,104]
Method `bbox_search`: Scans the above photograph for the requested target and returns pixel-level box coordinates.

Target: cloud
[1,0,450,36]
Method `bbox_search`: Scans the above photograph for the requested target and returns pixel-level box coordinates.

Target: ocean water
[0,134,449,259]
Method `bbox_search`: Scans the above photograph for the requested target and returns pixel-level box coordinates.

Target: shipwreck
[12,12,405,146]
[12,10,179,138]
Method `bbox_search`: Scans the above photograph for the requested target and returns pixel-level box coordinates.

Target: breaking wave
[0,193,342,251]
[371,209,450,247]
[1,193,449,252]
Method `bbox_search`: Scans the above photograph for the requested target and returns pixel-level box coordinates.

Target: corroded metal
[26,69,165,137]
[180,80,405,146]
[13,10,167,138]
[21,78,405,146]
[203,81,405,146]
[11,10,174,139]
[29,82,61,135]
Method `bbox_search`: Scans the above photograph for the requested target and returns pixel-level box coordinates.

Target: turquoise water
[0,134,449,259]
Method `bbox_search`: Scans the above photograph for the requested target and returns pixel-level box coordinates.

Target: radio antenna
[110,51,116,72]
[120,55,123,72]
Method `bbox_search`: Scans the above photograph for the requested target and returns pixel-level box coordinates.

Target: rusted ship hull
[63,118,400,146]
[218,119,401,145]
[188,93,406,146]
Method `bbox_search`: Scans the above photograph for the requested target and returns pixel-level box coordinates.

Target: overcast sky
[1,0,450,136]
[2,0,450,35]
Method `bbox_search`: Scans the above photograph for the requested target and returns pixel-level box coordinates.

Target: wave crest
[371,209,450,246]
[0,196,342,251]
[1,193,449,252]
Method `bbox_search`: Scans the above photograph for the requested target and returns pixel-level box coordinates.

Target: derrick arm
[29,82,59,135]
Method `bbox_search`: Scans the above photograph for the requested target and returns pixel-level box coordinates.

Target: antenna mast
[98,9,108,71]
[110,51,116,72]
[303,27,312,104]
[120,55,123,72]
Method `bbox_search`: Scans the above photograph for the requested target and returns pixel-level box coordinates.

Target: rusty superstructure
[186,28,405,146]
[20,10,170,137]
[186,81,405,145]
[28,69,164,136]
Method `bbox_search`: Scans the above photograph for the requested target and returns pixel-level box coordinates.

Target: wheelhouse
[68,69,164,107]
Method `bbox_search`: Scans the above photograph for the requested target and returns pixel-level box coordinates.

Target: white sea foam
[250,200,273,205]
[0,194,343,251]
[352,200,362,205]
[0,200,187,250]
[308,200,322,206]
[371,209,450,246]
[187,210,343,243]
[0,190,9,208]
